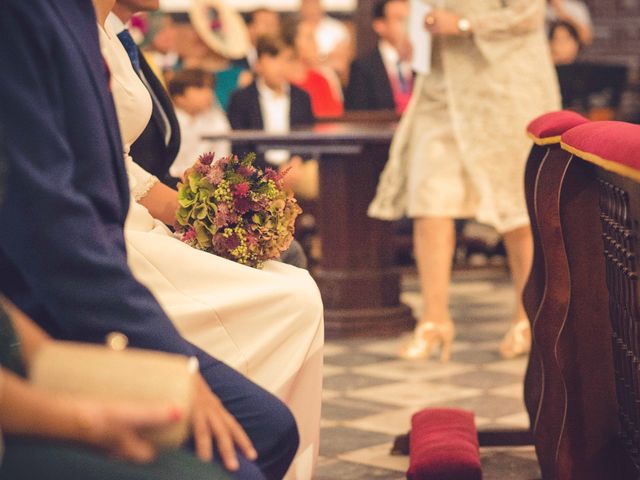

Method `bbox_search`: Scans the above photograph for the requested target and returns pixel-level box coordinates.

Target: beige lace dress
[368,0,561,233]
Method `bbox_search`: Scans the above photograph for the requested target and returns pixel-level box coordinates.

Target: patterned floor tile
[322,364,348,378]
[347,381,482,408]
[322,397,399,422]
[323,343,350,356]
[318,268,540,479]
[444,370,524,389]
[324,351,396,368]
[491,411,531,429]
[484,356,529,375]
[323,373,396,392]
[343,407,415,435]
[338,442,409,473]
[448,346,505,364]
[480,448,541,480]
[488,383,526,400]
[315,459,405,480]
[424,394,526,419]
[319,426,395,457]
[322,389,341,401]
[352,359,475,383]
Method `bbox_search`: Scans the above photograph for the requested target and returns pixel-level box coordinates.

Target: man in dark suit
[0,1,297,478]
[111,1,181,187]
[345,0,412,113]
[227,34,314,165]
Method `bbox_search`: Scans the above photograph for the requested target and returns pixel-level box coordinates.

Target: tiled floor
[318,268,541,480]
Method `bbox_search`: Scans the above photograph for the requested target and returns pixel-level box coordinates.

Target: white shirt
[378,40,412,87]
[315,15,350,59]
[106,13,172,146]
[170,107,231,179]
[256,79,291,166]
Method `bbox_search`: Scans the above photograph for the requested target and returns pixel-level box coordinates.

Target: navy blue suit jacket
[0,0,215,370]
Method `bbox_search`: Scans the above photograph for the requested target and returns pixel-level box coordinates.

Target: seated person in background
[0,299,231,480]
[168,69,231,179]
[345,0,412,113]
[237,8,282,72]
[142,12,180,75]
[227,34,314,157]
[281,18,344,119]
[549,20,582,65]
[546,0,592,45]
[227,34,319,199]
[300,0,352,86]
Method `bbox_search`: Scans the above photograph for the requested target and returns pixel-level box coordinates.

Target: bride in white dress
[98,21,324,480]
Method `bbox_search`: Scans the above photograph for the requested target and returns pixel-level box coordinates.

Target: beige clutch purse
[29,333,197,449]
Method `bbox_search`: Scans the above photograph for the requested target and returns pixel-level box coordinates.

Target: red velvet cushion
[561,121,640,180]
[526,110,590,145]
[407,408,482,480]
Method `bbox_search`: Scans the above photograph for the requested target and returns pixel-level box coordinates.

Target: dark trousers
[200,357,300,479]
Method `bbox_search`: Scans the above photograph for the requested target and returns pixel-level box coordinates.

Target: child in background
[168,69,231,179]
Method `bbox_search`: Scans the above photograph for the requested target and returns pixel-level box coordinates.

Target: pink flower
[182,228,197,242]
[237,165,256,177]
[194,162,209,175]
[233,182,250,198]
[199,152,216,166]
[207,166,224,184]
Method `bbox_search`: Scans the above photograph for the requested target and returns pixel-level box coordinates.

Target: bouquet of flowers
[175,152,302,269]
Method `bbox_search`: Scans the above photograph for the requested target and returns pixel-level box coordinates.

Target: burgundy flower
[222,233,240,251]
[233,182,250,198]
[199,152,216,165]
[264,168,280,182]
[234,196,252,214]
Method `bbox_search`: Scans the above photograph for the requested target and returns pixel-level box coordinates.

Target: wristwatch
[457,17,471,34]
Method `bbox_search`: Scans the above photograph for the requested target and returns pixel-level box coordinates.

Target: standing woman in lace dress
[369,0,560,360]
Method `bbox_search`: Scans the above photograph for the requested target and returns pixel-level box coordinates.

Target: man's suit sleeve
[226,90,247,130]
[345,59,370,111]
[0,1,206,362]
[299,90,315,126]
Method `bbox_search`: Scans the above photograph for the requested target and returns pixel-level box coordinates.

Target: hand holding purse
[29,333,197,449]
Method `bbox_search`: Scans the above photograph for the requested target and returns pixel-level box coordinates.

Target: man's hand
[192,374,258,471]
[424,9,464,36]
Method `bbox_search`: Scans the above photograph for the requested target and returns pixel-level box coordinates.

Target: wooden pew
[525,116,640,478]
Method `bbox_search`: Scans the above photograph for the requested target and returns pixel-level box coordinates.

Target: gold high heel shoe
[399,321,456,362]
[499,319,531,359]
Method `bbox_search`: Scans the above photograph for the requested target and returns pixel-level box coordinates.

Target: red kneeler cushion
[561,121,640,181]
[526,110,590,145]
[407,408,482,480]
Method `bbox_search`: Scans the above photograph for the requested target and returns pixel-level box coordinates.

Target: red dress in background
[293,69,344,119]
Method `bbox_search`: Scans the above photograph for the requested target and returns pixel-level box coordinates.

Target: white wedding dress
[98,23,324,480]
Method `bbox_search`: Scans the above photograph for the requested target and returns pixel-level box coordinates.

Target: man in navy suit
[344,0,412,113]
[0,1,298,478]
